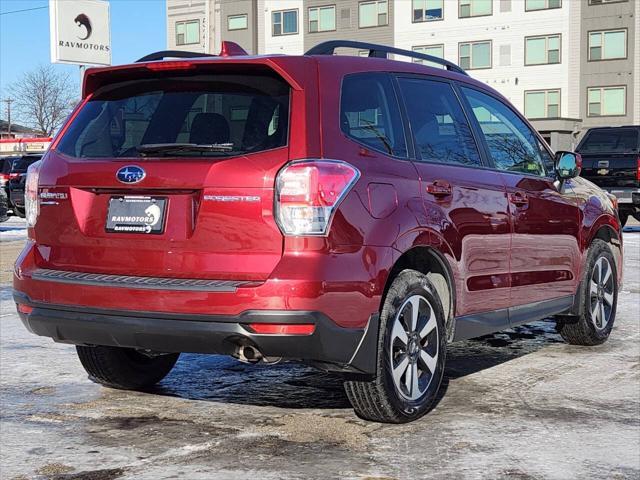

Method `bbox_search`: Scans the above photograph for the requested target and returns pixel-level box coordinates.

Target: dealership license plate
[106,196,167,234]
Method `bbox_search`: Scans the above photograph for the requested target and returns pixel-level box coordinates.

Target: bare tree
[8,65,78,136]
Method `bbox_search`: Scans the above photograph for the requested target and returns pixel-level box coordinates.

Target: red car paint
[14,49,622,346]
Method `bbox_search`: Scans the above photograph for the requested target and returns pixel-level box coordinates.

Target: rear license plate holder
[106,196,167,234]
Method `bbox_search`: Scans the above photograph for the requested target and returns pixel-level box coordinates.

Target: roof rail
[305,40,468,76]
[136,50,216,63]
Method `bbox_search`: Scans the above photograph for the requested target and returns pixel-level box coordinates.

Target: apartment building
[166,0,639,148]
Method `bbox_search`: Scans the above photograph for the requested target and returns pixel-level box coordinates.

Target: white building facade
[166,0,639,149]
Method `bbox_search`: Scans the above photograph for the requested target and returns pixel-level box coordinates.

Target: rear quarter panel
[567,176,623,284]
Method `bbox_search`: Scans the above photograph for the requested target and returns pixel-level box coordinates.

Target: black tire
[76,346,179,390]
[0,195,8,223]
[556,239,618,346]
[618,211,628,228]
[344,269,446,423]
[13,207,25,218]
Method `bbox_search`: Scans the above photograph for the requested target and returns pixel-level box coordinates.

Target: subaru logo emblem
[116,166,145,184]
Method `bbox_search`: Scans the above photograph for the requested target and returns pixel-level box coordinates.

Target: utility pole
[2,98,13,136]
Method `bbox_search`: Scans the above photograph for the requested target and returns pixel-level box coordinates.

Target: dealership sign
[49,0,111,66]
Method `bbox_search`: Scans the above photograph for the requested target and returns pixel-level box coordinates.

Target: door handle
[426,180,452,198]
[508,191,529,207]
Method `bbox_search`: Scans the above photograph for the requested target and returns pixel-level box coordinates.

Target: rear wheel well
[592,224,619,245]
[383,247,455,340]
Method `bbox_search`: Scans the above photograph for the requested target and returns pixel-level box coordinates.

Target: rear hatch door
[34,63,302,281]
[577,128,639,188]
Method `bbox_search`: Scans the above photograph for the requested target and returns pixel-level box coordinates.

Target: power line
[0,5,47,16]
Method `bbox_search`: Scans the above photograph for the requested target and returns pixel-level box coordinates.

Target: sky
[0,0,166,105]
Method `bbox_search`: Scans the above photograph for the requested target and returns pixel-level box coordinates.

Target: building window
[459,0,492,18]
[589,0,628,4]
[525,90,560,119]
[588,86,626,116]
[525,0,561,10]
[359,1,388,27]
[412,0,444,22]
[459,41,491,69]
[589,30,627,60]
[273,9,298,36]
[525,34,561,65]
[309,5,336,32]
[412,45,445,67]
[228,14,248,31]
[175,20,199,46]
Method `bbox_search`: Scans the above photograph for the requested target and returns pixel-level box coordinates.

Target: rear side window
[57,73,290,158]
[577,129,640,154]
[2,158,16,174]
[397,77,481,167]
[340,73,407,158]
[462,87,546,177]
[11,156,42,172]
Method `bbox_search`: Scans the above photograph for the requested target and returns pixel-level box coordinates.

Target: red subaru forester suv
[14,41,623,423]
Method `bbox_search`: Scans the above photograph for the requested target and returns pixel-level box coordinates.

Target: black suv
[7,154,43,218]
[576,126,640,226]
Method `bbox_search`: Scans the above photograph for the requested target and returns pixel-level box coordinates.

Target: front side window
[459,41,491,70]
[524,90,560,119]
[56,73,290,159]
[459,0,492,18]
[525,34,561,65]
[588,86,626,116]
[228,14,248,31]
[462,87,546,177]
[412,0,444,22]
[525,0,561,10]
[340,74,407,157]
[175,20,199,46]
[412,45,445,67]
[589,30,626,60]
[398,78,481,167]
[309,5,336,32]
[273,9,298,36]
[359,0,388,27]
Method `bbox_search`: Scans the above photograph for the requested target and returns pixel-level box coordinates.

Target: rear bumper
[14,241,392,329]
[604,187,640,206]
[13,290,379,375]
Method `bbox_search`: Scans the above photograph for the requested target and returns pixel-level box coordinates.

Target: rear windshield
[57,73,290,158]
[578,129,639,154]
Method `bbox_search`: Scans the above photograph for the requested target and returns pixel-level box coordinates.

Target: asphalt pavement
[1,220,638,480]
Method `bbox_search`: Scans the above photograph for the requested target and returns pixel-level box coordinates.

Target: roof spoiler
[136,41,248,63]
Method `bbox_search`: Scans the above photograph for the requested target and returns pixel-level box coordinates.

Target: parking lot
[1,219,639,480]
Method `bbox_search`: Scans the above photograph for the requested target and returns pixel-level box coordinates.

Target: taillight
[0,173,8,186]
[275,160,360,236]
[25,160,42,227]
[636,156,639,181]
[8,172,19,179]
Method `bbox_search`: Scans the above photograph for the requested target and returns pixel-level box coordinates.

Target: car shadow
[150,319,563,410]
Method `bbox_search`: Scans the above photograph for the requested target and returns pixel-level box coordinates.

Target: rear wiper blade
[136,143,234,156]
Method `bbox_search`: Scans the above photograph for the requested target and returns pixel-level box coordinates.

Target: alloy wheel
[589,256,615,330]
[389,295,439,401]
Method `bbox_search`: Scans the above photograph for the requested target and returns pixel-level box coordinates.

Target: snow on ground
[0,216,27,242]
[0,231,638,479]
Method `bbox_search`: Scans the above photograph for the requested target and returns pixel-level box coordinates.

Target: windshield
[57,73,290,158]
[578,129,639,154]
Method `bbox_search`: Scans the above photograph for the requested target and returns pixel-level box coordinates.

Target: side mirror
[555,151,582,180]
